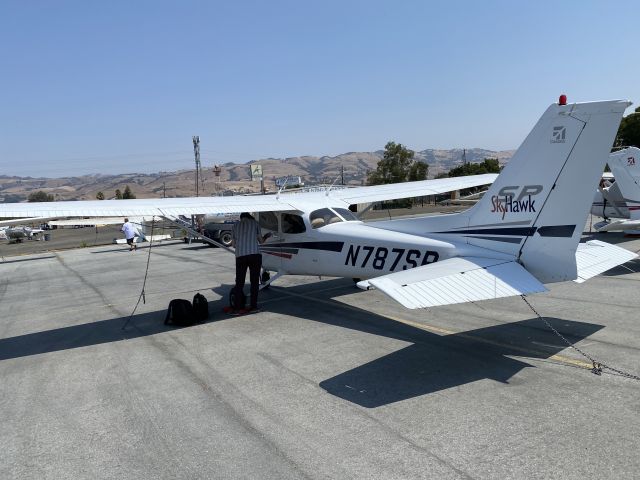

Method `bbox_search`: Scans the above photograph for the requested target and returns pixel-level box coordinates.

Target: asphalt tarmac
[1,232,639,479]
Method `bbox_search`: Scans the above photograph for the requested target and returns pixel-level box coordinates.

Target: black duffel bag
[164,299,195,326]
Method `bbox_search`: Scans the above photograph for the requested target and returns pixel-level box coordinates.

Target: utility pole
[341,165,345,185]
[162,181,166,199]
[213,165,221,196]
[193,136,201,197]
[462,148,467,165]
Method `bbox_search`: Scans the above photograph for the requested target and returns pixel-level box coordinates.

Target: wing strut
[161,213,235,253]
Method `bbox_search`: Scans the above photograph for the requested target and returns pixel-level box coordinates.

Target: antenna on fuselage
[325,176,340,196]
[276,177,289,199]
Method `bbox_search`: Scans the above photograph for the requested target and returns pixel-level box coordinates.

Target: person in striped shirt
[231,212,270,313]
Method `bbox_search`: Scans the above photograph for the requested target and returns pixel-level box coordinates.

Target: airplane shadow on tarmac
[1,278,604,408]
[0,307,218,363]
[259,280,604,408]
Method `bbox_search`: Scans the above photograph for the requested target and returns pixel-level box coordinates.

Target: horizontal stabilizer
[358,257,547,309]
[574,240,637,283]
[594,219,640,232]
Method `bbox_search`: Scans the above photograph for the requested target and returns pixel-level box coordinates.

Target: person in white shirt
[121,218,137,251]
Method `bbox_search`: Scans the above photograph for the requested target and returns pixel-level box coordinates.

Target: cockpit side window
[282,213,306,234]
[332,208,358,221]
[310,208,342,229]
[259,211,279,232]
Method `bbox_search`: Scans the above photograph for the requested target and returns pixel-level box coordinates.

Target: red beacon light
[559,94,567,106]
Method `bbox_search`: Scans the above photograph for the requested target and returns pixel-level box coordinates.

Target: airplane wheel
[261,271,271,289]
[229,287,246,310]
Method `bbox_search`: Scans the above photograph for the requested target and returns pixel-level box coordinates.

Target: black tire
[229,287,246,310]
[260,270,271,289]
[219,231,233,247]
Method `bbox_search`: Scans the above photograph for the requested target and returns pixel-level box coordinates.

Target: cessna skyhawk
[591,147,640,232]
[0,98,635,309]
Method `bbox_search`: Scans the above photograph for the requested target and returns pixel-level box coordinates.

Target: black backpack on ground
[164,299,195,326]
[192,293,209,321]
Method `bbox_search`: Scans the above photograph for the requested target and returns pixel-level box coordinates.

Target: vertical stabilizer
[608,147,640,219]
[464,100,630,282]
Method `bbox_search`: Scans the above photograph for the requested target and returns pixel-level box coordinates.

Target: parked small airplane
[4,225,45,243]
[0,218,50,243]
[0,98,634,309]
[590,147,640,232]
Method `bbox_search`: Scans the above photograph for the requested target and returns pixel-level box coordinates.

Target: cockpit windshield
[309,208,358,229]
[310,208,341,229]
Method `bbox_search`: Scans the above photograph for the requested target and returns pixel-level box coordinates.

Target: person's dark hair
[240,212,253,220]
[124,218,129,222]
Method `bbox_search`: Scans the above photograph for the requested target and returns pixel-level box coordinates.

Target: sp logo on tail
[490,185,543,220]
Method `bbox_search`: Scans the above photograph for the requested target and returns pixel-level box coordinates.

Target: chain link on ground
[521,295,640,381]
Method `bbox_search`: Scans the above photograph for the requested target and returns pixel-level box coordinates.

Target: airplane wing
[0,196,299,219]
[48,217,142,226]
[323,174,498,206]
[357,256,547,309]
[0,217,57,227]
[0,174,497,219]
[574,240,638,283]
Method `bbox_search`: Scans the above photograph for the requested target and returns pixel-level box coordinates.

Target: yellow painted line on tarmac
[271,285,594,371]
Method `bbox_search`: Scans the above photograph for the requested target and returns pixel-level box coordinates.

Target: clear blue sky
[1,0,638,177]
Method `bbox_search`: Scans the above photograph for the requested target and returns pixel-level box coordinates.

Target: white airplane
[0,218,50,243]
[4,226,45,242]
[591,147,640,232]
[0,98,635,310]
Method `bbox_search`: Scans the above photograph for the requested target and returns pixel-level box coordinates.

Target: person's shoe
[248,306,262,313]
[236,308,250,315]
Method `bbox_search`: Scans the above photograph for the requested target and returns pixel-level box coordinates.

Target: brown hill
[0,148,513,202]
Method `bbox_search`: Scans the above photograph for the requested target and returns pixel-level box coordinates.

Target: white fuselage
[259,212,510,280]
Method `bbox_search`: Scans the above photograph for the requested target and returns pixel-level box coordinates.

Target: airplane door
[258,211,282,271]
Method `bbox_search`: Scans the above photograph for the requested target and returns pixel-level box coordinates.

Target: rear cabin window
[259,211,278,232]
[310,208,342,229]
[332,208,358,221]
[282,213,306,234]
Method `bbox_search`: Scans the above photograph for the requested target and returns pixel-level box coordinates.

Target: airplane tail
[462,99,630,282]
[607,147,640,219]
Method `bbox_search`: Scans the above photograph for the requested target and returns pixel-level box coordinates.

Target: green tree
[615,106,640,148]
[96,191,105,200]
[368,142,427,185]
[447,158,501,177]
[27,191,54,202]
[408,161,429,181]
[115,189,123,200]
[122,185,136,199]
